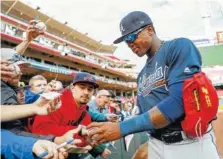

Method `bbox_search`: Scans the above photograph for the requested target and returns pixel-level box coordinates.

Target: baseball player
[87,11,221,159]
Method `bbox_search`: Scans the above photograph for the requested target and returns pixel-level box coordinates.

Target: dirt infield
[132,110,223,159]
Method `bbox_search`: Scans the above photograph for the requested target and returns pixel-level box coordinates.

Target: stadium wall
[199,45,223,66]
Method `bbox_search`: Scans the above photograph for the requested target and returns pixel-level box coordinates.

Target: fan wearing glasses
[86,11,219,159]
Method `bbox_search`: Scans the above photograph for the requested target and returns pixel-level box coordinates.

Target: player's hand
[26,20,44,42]
[87,122,121,144]
[32,140,68,159]
[101,148,111,159]
[34,96,60,115]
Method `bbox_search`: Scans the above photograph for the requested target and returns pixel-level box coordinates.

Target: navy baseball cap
[72,72,99,88]
[114,11,153,44]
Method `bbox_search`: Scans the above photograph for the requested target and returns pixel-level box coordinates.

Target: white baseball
[35,22,47,32]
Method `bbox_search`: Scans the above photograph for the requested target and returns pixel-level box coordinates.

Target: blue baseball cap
[113,11,153,44]
[72,72,99,88]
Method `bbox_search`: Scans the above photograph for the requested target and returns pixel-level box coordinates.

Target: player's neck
[147,38,162,58]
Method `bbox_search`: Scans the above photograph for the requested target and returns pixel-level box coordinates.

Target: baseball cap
[72,72,99,89]
[97,90,111,97]
[1,48,30,67]
[114,11,153,44]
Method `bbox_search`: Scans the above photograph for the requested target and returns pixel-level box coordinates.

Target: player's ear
[146,26,153,36]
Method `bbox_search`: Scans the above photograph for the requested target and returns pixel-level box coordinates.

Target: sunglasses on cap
[123,26,146,43]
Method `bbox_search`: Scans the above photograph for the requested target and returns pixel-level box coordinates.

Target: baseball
[35,22,47,32]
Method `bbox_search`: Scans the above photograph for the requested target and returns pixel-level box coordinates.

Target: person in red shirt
[32,72,98,145]
[32,72,111,158]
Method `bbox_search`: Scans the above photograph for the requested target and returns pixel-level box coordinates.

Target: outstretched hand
[86,122,121,144]
[34,96,60,115]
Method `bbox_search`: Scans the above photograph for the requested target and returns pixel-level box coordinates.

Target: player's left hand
[87,122,121,144]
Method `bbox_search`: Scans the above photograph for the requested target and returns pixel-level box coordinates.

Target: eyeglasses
[123,27,146,43]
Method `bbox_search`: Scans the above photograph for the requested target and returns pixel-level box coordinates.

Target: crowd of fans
[1,20,138,159]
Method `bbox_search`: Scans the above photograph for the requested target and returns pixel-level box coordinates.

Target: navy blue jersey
[137,38,202,130]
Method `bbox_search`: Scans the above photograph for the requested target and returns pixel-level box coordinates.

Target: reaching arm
[89,110,106,122]
[1,129,67,159]
[1,104,37,122]
[1,96,60,122]
[1,129,37,159]
[15,20,44,55]
[15,40,31,55]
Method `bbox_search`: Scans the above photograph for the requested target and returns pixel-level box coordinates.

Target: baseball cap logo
[84,75,94,82]
[120,23,125,32]
[139,21,145,24]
